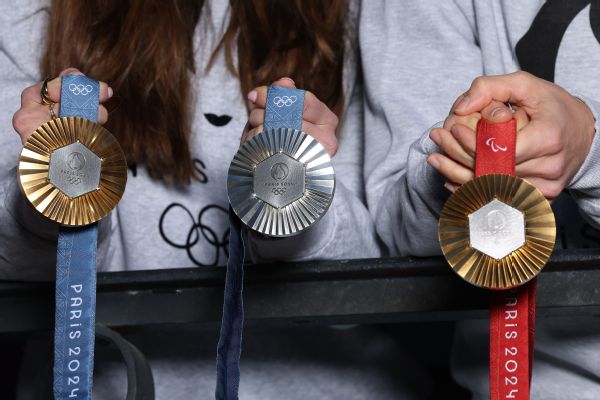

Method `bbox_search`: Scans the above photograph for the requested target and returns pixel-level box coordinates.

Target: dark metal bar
[1,249,600,333]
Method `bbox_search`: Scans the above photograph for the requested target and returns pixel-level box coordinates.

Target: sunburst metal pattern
[18,117,127,226]
[228,128,335,237]
[439,174,556,290]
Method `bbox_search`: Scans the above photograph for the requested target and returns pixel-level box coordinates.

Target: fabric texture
[215,212,246,400]
[0,0,380,279]
[0,1,414,400]
[359,1,600,399]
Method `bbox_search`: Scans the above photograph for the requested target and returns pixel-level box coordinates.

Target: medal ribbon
[475,119,535,400]
[216,86,305,400]
[53,75,100,400]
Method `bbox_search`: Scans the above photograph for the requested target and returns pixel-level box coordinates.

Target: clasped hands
[427,71,596,200]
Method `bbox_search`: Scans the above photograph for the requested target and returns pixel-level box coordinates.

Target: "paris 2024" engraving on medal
[253,152,305,209]
[49,142,101,198]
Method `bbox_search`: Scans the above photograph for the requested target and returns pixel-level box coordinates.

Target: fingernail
[429,130,440,144]
[280,77,295,85]
[491,107,504,119]
[427,156,440,169]
[247,90,257,103]
[108,87,113,98]
[444,182,456,192]
[456,95,471,111]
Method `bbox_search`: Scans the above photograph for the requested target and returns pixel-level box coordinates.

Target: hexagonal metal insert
[48,142,102,198]
[468,199,525,260]
[253,152,305,209]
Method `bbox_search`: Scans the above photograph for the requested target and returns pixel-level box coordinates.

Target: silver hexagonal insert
[468,199,525,260]
[48,142,102,198]
[253,152,305,209]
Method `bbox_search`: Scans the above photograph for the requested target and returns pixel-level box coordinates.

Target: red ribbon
[475,119,536,400]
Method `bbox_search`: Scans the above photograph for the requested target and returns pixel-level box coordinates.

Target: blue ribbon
[216,86,305,400]
[263,85,305,131]
[215,210,246,399]
[54,75,100,400]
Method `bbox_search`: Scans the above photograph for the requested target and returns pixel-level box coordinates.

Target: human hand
[12,68,112,144]
[427,71,595,199]
[428,99,529,191]
[243,77,339,156]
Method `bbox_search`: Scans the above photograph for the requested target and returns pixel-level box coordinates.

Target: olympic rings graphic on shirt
[159,203,229,267]
[273,95,297,107]
[272,187,287,195]
[68,83,93,96]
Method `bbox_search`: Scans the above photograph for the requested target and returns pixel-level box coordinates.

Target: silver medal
[228,128,335,237]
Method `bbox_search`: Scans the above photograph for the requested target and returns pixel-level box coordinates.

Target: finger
[513,108,530,131]
[514,120,560,163]
[27,68,112,105]
[444,181,461,193]
[59,67,84,77]
[242,126,263,144]
[427,153,475,184]
[515,152,569,185]
[239,122,252,144]
[520,176,564,201]
[248,108,265,128]
[454,71,542,116]
[98,105,108,125]
[443,112,481,131]
[449,124,476,159]
[449,93,467,115]
[480,100,513,123]
[429,127,474,168]
[301,122,338,156]
[247,77,296,110]
[300,90,339,126]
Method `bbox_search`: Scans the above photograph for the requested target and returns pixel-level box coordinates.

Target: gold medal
[18,117,127,226]
[439,174,556,289]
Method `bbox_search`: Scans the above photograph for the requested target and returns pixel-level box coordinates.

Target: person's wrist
[574,94,597,142]
[574,94,597,173]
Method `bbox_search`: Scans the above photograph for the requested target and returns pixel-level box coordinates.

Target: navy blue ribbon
[215,210,246,399]
[54,75,100,400]
[216,86,305,400]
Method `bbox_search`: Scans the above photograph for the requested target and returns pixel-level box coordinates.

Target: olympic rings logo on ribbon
[273,96,297,107]
[272,187,287,196]
[69,83,93,96]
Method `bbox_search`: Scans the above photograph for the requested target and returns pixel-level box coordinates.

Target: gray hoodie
[360,1,600,399]
[1,1,410,400]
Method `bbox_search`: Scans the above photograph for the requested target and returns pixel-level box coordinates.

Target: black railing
[1,249,600,333]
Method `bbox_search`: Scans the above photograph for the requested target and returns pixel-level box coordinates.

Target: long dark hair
[41,0,347,185]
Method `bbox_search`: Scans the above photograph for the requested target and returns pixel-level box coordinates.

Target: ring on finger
[40,77,55,105]
[49,103,57,120]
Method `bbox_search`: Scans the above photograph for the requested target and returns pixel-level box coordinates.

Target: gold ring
[40,77,54,105]
[49,103,57,119]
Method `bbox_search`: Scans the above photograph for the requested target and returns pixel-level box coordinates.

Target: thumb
[480,100,513,123]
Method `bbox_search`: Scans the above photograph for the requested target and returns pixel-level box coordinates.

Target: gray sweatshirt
[1,1,416,400]
[360,1,600,399]
[0,0,380,281]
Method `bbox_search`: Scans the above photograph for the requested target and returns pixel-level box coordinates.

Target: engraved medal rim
[227,127,336,238]
[18,117,127,227]
[438,174,556,290]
